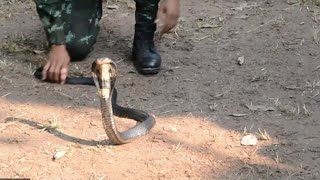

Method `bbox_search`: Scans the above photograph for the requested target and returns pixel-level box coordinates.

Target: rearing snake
[34,58,156,145]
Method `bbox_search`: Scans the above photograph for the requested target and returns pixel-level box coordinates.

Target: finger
[48,63,57,82]
[53,64,61,83]
[160,24,170,37]
[42,62,51,80]
[167,21,177,32]
[60,67,68,85]
[159,18,175,36]
[161,18,178,37]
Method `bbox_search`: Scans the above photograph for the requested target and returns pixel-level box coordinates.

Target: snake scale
[34,58,156,145]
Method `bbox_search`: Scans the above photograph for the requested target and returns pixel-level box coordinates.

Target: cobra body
[34,58,156,145]
[91,58,155,144]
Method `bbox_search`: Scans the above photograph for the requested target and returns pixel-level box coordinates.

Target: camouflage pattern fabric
[135,0,159,25]
[34,0,159,59]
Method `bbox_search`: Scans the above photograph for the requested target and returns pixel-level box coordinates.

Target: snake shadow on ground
[4,117,110,146]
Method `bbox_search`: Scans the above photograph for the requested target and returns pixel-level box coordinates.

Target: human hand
[42,45,70,84]
[156,0,180,37]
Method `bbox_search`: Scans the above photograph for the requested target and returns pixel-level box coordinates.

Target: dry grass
[257,128,271,141]
[0,58,12,72]
[39,115,61,132]
[311,25,320,44]
[172,142,184,153]
[1,39,34,54]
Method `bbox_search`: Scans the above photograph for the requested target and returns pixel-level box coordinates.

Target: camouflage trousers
[35,0,160,61]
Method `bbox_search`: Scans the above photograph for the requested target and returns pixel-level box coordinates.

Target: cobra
[34,58,156,145]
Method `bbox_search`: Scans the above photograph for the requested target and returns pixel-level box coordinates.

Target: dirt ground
[1,0,320,179]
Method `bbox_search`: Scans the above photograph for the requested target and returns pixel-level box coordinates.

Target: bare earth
[1,0,320,179]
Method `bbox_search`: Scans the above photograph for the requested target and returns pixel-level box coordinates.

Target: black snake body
[34,59,155,145]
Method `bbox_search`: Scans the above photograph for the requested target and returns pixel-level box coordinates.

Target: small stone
[106,5,119,9]
[229,114,247,117]
[241,134,258,146]
[53,150,66,160]
[163,125,178,133]
[238,56,245,65]
[33,50,45,54]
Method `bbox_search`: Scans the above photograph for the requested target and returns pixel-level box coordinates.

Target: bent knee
[67,42,94,61]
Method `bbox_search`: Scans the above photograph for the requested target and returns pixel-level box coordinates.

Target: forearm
[34,0,71,45]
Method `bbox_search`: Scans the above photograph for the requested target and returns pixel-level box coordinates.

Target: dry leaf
[245,103,275,112]
[236,15,249,19]
[198,22,220,29]
[231,3,259,11]
[278,104,296,114]
[231,3,248,11]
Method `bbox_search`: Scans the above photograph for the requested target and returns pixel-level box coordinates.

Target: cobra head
[91,58,117,99]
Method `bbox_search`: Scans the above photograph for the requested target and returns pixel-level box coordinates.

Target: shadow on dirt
[3,112,317,179]
[4,117,110,146]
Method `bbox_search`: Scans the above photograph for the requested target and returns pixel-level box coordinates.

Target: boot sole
[138,67,160,75]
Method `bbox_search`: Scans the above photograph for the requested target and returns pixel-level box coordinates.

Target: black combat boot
[133,0,161,75]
